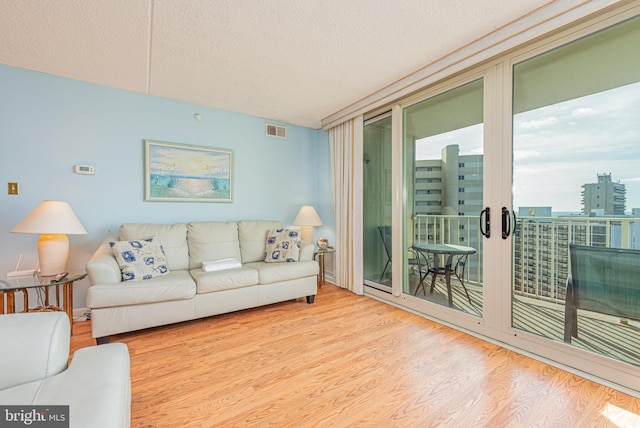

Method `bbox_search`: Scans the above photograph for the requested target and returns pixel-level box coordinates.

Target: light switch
[8,182,18,195]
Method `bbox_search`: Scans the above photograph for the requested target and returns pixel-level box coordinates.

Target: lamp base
[299,226,314,244]
[38,234,69,276]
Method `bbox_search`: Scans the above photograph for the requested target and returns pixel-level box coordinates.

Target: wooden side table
[314,248,335,287]
[1,271,87,334]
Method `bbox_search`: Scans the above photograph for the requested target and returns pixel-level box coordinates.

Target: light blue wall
[0,64,334,308]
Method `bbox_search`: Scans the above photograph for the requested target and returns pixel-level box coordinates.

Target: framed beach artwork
[144,140,233,202]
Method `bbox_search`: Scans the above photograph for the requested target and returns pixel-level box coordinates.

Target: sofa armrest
[0,343,131,428]
[299,241,315,262]
[86,234,122,285]
[0,312,70,390]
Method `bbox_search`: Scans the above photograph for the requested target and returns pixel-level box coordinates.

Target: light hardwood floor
[70,284,640,427]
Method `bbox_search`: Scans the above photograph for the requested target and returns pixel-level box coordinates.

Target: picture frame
[144,140,233,203]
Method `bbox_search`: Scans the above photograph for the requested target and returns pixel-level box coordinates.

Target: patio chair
[564,244,640,343]
[378,226,425,283]
[379,226,392,282]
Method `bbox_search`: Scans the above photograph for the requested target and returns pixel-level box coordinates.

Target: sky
[415,81,640,213]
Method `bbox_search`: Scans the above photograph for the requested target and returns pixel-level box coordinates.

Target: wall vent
[266,123,287,139]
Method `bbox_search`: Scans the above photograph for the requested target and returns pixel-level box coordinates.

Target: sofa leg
[96,336,110,345]
[306,295,315,304]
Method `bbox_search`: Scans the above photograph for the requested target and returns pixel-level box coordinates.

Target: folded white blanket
[202,258,242,272]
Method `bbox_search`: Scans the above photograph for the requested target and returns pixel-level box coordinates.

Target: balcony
[405,214,640,367]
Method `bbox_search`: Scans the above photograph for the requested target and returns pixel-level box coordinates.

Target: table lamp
[292,205,323,243]
[11,200,87,277]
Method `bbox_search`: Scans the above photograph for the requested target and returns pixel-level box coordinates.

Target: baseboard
[73,307,90,321]
[323,274,336,285]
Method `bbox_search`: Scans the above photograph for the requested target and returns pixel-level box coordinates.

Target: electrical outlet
[8,182,18,195]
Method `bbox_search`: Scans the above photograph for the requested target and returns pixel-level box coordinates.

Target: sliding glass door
[361,4,640,393]
[363,113,393,292]
[403,79,484,317]
[511,16,640,366]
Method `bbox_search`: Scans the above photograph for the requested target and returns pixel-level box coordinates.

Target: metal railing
[413,214,640,303]
[412,214,484,288]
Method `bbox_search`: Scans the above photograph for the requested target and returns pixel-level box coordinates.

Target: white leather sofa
[0,312,131,428]
[85,220,318,344]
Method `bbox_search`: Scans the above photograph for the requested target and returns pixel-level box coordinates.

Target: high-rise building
[414,144,483,218]
[581,173,626,215]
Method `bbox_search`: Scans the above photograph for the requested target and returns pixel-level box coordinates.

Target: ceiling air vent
[266,123,287,139]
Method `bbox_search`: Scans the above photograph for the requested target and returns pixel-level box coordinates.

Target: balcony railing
[413,214,640,303]
[413,214,484,289]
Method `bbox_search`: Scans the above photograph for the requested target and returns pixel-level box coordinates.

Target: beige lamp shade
[292,205,323,243]
[12,200,87,276]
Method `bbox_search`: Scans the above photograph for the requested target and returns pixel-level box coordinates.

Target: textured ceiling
[1,0,581,129]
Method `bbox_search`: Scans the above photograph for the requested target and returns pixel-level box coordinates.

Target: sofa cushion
[238,220,282,263]
[244,260,319,285]
[86,270,196,308]
[187,221,242,269]
[264,229,301,262]
[110,237,169,281]
[120,223,189,271]
[191,267,259,293]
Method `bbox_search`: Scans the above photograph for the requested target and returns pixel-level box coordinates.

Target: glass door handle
[502,207,512,239]
[480,207,490,238]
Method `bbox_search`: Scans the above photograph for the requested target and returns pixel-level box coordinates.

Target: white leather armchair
[0,312,131,428]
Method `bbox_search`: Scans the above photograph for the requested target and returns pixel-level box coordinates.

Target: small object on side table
[317,238,329,249]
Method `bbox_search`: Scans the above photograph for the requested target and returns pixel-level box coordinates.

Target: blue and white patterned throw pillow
[264,229,301,263]
[110,236,170,281]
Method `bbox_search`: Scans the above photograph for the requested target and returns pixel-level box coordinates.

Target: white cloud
[571,107,598,117]
[520,117,557,129]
